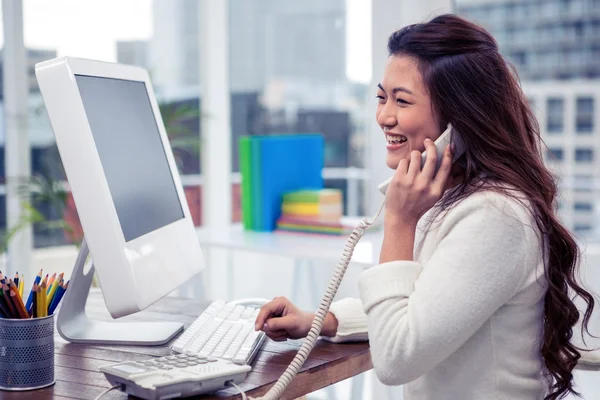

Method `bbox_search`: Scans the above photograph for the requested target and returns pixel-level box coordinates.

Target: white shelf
[195,218,384,267]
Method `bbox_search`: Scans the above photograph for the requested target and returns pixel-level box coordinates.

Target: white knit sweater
[326,189,549,400]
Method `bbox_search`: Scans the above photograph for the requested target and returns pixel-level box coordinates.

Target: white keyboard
[172,299,266,364]
[99,300,267,400]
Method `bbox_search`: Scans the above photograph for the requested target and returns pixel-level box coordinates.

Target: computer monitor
[35,57,204,344]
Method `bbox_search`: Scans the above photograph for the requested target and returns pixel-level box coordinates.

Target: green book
[239,137,253,229]
[283,189,341,204]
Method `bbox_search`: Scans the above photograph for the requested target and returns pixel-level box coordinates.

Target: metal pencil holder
[0,314,55,391]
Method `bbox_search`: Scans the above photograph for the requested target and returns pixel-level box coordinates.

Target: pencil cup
[0,314,55,391]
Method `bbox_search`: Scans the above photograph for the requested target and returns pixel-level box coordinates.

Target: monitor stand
[56,238,184,345]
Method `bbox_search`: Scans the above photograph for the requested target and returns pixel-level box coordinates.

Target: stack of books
[239,134,324,231]
[276,189,350,235]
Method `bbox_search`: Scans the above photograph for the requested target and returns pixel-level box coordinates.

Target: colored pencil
[47,272,63,299]
[40,281,48,318]
[0,270,69,318]
[47,282,61,315]
[10,282,29,319]
[41,274,49,287]
[47,278,62,311]
[47,280,58,305]
[2,283,18,318]
[47,273,57,291]
[48,282,66,315]
[0,290,11,318]
[25,270,43,312]
[18,277,24,297]
[36,286,43,318]
[32,283,38,318]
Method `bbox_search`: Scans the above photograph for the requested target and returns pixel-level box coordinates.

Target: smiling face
[376,54,443,169]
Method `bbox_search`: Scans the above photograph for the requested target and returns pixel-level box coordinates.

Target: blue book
[250,137,263,230]
[255,134,324,231]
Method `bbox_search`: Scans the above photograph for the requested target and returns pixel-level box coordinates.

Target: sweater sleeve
[321,297,369,343]
[359,194,531,385]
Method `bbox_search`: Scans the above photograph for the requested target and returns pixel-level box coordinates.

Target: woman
[254,14,596,400]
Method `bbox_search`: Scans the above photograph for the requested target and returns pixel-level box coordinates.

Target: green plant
[158,101,202,173]
[29,173,77,245]
[0,173,78,255]
[0,202,42,253]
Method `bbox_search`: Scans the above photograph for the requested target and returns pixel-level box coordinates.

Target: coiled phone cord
[250,201,386,400]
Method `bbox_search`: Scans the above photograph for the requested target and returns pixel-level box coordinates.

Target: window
[547,98,564,133]
[228,0,369,219]
[576,97,594,133]
[574,202,593,211]
[13,0,373,243]
[17,1,172,247]
[506,3,516,20]
[574,223,593,233]
[547,148,564,161]
[574,175,594,191]
[510,51,527,66]
[575,148,594,162]
[560,0,573,13]
[489,4,505,24]
[574,21,584,38]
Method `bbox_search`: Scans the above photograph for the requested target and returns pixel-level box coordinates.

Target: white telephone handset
[378,123,464,195]
[251,124,465,400]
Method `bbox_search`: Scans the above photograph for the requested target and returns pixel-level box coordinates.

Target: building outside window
[574,201,593,211]
[576,96,594,133]
[457,0,600,241]
[574,174,594,191]
[0,0,373,248]
[547,147,564,161]
[547,98,564,133]
[575,148,594,162]
[574,223,593,232]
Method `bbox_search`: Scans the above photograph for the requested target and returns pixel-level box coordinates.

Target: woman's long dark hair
[387,14,595,399]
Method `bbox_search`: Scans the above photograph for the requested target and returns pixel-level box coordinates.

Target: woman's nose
[377,105,397,129]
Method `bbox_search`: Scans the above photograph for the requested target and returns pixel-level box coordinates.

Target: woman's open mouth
[386,134,407,150]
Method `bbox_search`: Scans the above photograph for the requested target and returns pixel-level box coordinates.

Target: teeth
[386,134,407,144]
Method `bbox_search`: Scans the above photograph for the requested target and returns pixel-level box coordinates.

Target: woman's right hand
[254,296,338,341]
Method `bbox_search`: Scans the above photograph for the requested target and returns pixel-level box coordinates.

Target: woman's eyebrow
[377,83,414,95]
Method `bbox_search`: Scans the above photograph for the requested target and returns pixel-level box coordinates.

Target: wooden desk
[3,291,372,400]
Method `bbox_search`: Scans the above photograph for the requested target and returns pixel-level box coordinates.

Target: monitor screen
[75,75,184,242]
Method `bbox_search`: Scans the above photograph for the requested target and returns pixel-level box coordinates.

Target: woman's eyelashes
[375,94,411,106]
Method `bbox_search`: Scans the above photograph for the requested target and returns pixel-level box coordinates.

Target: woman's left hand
[384,138,454,226]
